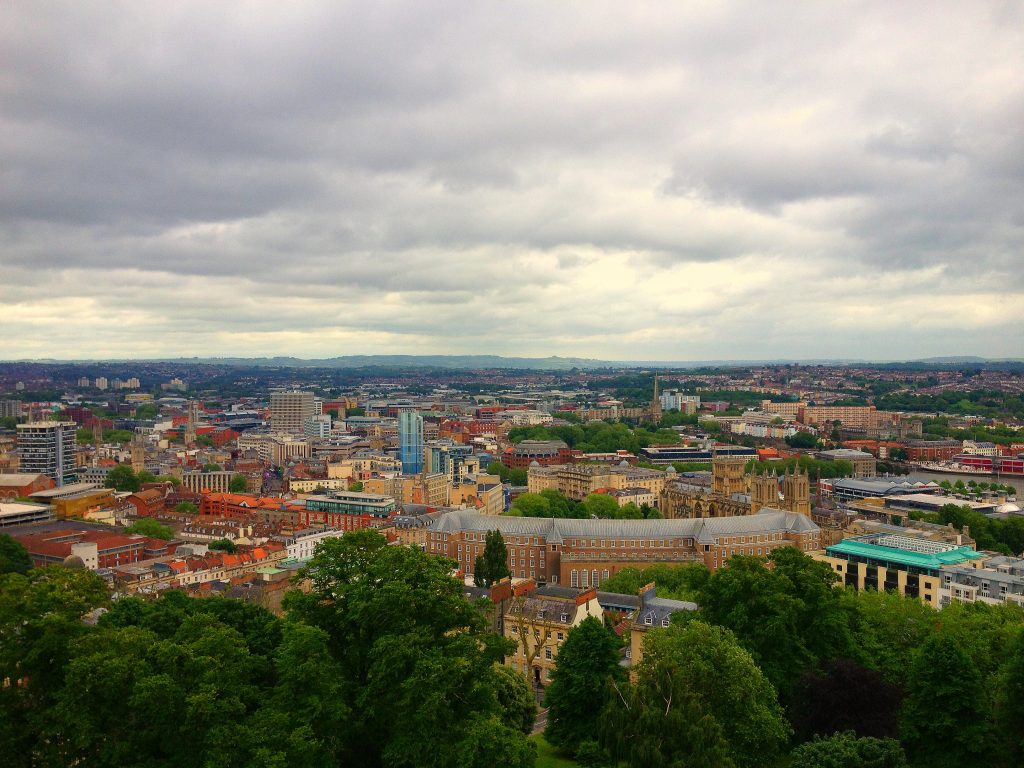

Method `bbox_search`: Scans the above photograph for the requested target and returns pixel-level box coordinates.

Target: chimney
[638,581,657,609]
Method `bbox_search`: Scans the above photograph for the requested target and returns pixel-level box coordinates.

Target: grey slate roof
[427,508,818,545]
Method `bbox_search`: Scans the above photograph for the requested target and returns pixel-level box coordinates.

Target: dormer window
[644,614,653,626]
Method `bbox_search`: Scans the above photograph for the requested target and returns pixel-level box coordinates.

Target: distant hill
[3,354,1022,370]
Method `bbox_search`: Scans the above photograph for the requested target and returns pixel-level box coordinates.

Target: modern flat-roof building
[16,421,78,487]
[815,533,985,608]
[300,491,398,530]
[818,476,942,502]
[816,449,877,478]
[269,390,315,436]
[0,501,53,528]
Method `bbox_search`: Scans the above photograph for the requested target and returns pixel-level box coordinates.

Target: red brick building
[502,440,574,469]
[0,472,55,500]
[904,440,962,461]
[14,527,179,569]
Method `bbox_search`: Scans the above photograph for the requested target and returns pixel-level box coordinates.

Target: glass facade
[398,411,424,474]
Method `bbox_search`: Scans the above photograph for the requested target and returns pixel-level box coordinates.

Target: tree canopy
[0,534,32,575]
[283,530,534,768]
[544,616,622,753]
[104,464,140,492]
[473,529,510,588]
[123,518,174,540]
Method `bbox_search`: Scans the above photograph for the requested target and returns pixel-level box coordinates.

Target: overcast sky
[2,2,1022,362]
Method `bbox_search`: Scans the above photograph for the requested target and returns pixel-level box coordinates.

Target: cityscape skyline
[3,2,1022,360]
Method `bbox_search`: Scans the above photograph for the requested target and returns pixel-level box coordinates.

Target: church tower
[650,374,662,423]
[130,430,146,475]
[750,470,779,514]
[782,465,811,515]
[92,420,104,466]
[184,400,198,446]
[712,455,746,498]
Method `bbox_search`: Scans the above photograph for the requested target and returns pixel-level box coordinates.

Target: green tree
[843,589,936,684]
[698,549,852,697]
[507,492,552,517]
[900,634,991,768]
[0,568,109,765]
[619,502,644,519]
[786,434,819,450]
[155,474,181,486]
[104,464,139,492]
[473,529,511,588]
[582,493,620,519]
[283,530,531,768]
[996,632,1024,766]
[208,538,237,553]
[0,534,31,575]
[544,616,622,753]
[174,502,198,513]
[124,518,173,540]
[600,651,735,768]
[229,473,248,493]
[203,462,222,472]
[790,732,908,768]
[136,470,157,484]
[599,563,709,602]
[638,621,790,768]
[349,480,364,492]
[491,663,536,735]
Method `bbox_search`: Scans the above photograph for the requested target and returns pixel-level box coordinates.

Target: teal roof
[827,539,985,572]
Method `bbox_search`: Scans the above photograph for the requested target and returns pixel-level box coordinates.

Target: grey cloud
[1,1,1022,360]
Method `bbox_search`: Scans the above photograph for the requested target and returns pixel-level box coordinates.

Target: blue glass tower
[398,410,424,475]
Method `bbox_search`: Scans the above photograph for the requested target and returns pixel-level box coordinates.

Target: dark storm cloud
[1,1,1022,360]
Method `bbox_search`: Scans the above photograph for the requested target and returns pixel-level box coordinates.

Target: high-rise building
[16,421,78,487]
[125,377,141,389]
[270,390,316,436]
[77,377,90,387]
[304,415,332,439]
[0,400,21,419]
[94,377,108,390]
[398,410,424,475]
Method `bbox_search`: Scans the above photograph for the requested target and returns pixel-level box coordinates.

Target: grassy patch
[531,734,579,768]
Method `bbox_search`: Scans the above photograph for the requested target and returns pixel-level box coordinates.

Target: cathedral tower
[782,465,811,515]
[750,470,779,514]
[712,455,746,498]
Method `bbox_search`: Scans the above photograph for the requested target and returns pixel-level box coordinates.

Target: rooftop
[827,535,984,572]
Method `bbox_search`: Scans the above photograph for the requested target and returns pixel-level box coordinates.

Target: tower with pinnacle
[750,469,779,514]
[184,400,198,446]
[130,430,146,474]
[781,464,812,515]
[650,374,662,423]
